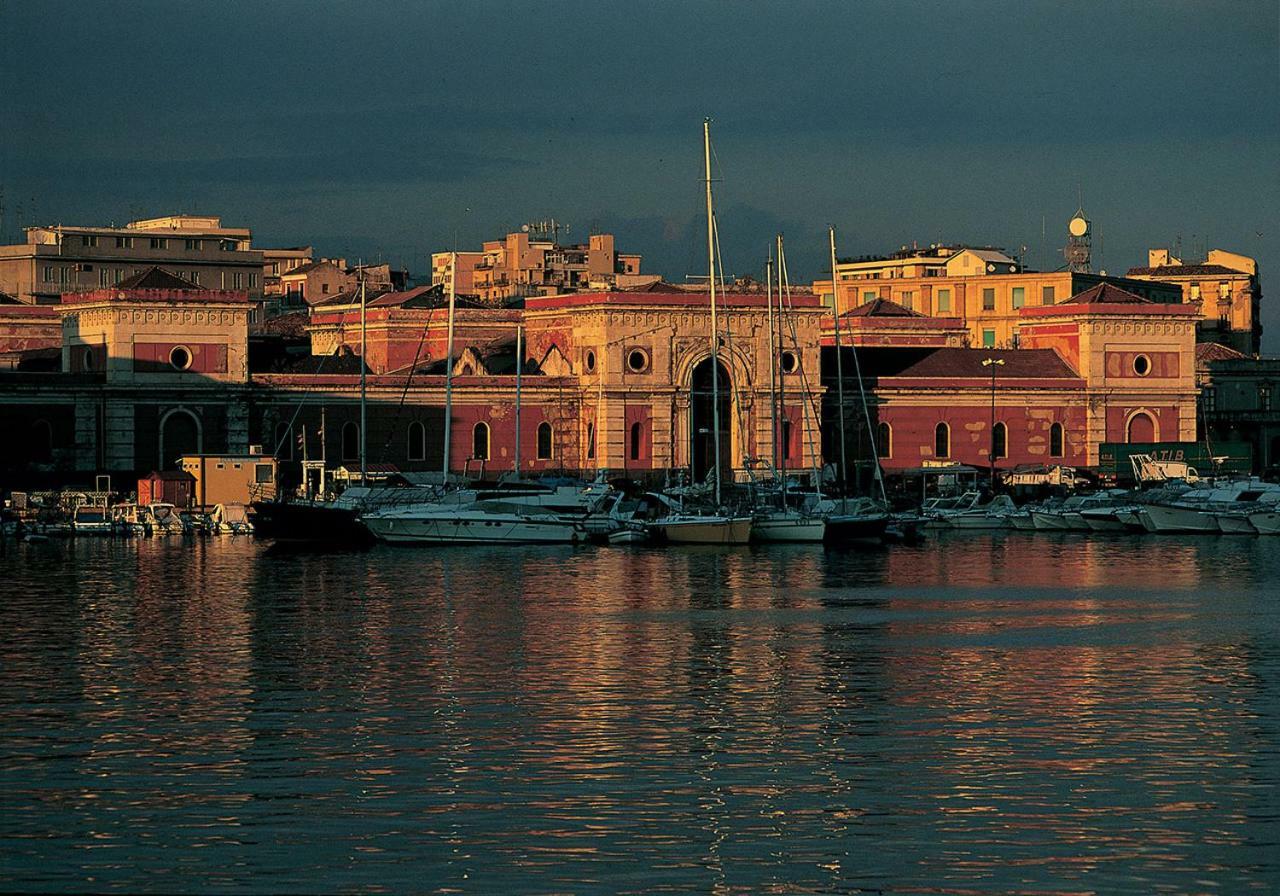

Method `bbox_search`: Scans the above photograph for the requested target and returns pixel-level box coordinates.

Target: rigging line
[712,211,751,456]
[777,242,824,482]
[376,297,438,462]
[270,346,339,458]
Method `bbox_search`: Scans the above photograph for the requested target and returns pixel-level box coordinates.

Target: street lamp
[982,357,1005,492]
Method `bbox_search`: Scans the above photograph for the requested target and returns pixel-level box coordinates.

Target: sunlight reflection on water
[1,532,1277,893]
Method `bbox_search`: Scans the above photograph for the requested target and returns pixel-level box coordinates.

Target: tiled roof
[1059,282,1153,305]
[841,297,924,318]
[1195,341,1247,362]
[368,285,441,308]
[1127,263,1244,277]
[251,310,309,337]
[882,347,1078,379]
[116,267,204,290]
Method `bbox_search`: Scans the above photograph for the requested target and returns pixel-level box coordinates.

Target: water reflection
[1,534,1276,892]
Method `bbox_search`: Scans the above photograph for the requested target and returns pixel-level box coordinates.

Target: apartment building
[432,230,653,303]
[0,215,264,305]
[1127,248,1262,355]
[816,244,1181,348]
[262,246,314,297]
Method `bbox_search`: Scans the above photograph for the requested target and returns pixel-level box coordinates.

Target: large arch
[689,357,733,484]
[159,408,202,470]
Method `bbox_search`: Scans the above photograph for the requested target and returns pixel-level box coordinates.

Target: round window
[780,351,799,374]
[1133,354,1151,377]
[81,348,95,372]
[584,350,597,373]
[626,348,649,373]
[170,345,192,371]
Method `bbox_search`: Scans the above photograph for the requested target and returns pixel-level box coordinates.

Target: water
[2,533,1277,894]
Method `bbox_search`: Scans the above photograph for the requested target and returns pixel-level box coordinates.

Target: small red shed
[137,470,195,507]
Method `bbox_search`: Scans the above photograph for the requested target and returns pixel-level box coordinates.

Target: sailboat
[648,120,752,546]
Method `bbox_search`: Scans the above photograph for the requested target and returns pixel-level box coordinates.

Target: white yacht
[946,494,1019,529]
[363,500,582,545]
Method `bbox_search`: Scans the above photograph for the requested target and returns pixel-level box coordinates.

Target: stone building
[1126,248,1262,355]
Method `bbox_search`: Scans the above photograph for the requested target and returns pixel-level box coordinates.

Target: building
[815,244,1182,351]
[179,453,278,507]
[433,229,655,303]
[1127,248,1262,355]
[262,246,314,298]
[279,259,406,306]
[0,214,265,306]
[1196,342,1280,472]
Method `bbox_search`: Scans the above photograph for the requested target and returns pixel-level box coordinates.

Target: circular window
[170,345,192,371]
[81,348,95,372]
[780,351,799,374]
[1133,354,1151,377]
[584,350,597,373]
[626,348,649,373]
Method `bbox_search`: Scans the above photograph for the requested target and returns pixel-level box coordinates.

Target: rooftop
[857,346,1080,380]
[1127,263,1248,277]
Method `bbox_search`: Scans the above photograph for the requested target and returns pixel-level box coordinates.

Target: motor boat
[1137,482,1280,534]
[148,503,187,534]
[945,494,1018,529]
[820,496,890,543]
[71,505,113,535]
[209,503,254,535]
[647,512,753,545]
[921,491,983,528]
[362,499,582,545]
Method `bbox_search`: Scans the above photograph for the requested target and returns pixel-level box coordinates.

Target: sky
[3,1,1278,345]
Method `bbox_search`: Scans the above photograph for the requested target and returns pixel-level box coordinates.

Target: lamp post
[982,357,1005,492]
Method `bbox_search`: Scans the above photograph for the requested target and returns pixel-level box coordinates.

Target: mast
[704,118,722,507]
[766,250,777,471]
[359,273,367,484]
[514,323,523,475]
[776,235,787,502]
[828,227,849,494]
[442,251,457,482]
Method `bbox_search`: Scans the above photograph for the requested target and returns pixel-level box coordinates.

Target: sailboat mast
[766,251,777,470]
[776,235,787,500]
[514,323,522,474]
[442,251,457,482]
[704,118,722,507]
[359,273,367,484]
[828,227,849,493]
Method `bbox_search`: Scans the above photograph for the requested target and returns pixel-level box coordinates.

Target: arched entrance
[1127,411,1157,443]
[159,408,201,469]
[690,357,732,484]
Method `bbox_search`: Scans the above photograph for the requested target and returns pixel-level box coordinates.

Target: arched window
[341,421,360,462]
[992,422,1007,460]
[630,421,643,461]
[1049,422,1064,458]
[159,408,201,469]
[781,419,793,461]
[274,421,293,460]
[30,419,53,464]
[877,421,892,459]
[407,421,427,461]
[537,422,553,460]
[1127,411,1156,444]
[472,422,490,461]
[934,422,950,458]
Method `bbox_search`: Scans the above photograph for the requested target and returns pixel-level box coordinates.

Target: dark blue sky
[3,1,1277,344]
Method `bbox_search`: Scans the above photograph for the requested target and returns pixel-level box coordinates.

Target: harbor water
[2,533,1277,893]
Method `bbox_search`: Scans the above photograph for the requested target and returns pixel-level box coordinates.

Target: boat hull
[1214,513,1257,535]
[364,513,579,545]
[250,501,373,545]
[1139,503,1218,534]
[824,513,889,544]
[1248,511,1280,534]
[751,516,826,542]
[648,517,753,545]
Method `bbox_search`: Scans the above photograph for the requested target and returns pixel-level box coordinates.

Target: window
[992,421,1007,459]
[150,237,168,250]
[1011,287,1025,309]
[584,350,596,372]
[255,464,274,483]
[934,422,950,458]
[900,290,914,310]
[862,290,877,302]
[877,421,892,458]
[936,288,951,313]
[99,268,109,286]
[1042,285,1056,305]
[185,239,202,251]
[626,348,649,372]
[43,265,54,282]
[233,272,245,289]
[321,282,330,294]
[982,288,995,310]
[472,422,490,461]
[1133,354,1151,376]
[274,422,293,460]
[169,345,192,370]
[586,422,596,459]
[781,419,792,461]
[1190,284,1201,301]
[407,421,427,461]
[188,271,201,285]
[81,234,98,247]
[1260,385,1273,412]
[1219,282,1231,299]
[249,273,259,288]
[537,422,553,460]
[780,351,799,374]
[59,267,70,284]
[113,268,124,285]
[982,329,996,348]
[630,421,643,461]
[341,421,360,461]
[115,236,134,249]
[1201,387,1216,413]
[1050,422,1064,457]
